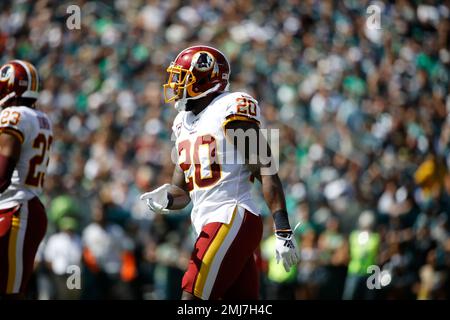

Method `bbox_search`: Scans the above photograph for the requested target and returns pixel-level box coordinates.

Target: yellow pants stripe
[6,215,20,293]
[194,207,238,298]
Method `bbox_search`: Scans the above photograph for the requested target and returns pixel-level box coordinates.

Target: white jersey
[0,106,53,209]
[172,92,261,236]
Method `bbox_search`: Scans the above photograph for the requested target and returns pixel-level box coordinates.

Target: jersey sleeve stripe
[222,114,260,128]
[0,127,25,144]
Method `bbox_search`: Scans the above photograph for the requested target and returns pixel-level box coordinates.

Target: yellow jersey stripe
[222,115,260,129]
[0,127,25,144]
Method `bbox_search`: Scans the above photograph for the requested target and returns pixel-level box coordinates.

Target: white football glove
[275,231,299,272]
[139,184,172,214]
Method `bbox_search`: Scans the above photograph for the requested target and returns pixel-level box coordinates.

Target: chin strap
[175,83,223,112]
[0,91,16,108]
[175,61,195,112]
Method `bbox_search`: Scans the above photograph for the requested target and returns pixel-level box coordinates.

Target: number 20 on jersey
[177,134,221,191]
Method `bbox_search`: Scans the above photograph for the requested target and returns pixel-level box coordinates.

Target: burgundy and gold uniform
[172,89,263,299]
[0,60,52,296]
[142,45,299,300]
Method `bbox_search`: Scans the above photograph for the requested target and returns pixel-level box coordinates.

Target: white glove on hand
[139,184,171,214]
[275,232,299,272]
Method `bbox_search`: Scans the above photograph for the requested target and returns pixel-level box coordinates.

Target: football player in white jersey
[0,60,53,299]
[140,46,299,300]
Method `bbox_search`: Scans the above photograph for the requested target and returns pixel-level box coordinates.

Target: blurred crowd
[1,0,449,299]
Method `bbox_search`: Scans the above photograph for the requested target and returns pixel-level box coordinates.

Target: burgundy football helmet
[163,45,230,111]
[0,60,39,108]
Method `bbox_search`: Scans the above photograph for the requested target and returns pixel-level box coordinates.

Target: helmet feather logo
[0,65,14,85]
[193,51,215,72]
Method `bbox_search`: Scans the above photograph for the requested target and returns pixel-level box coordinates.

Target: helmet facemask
[163,63,196,104]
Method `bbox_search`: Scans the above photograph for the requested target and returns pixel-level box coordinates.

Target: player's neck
[2,98,36,109]
[188,92,221,115]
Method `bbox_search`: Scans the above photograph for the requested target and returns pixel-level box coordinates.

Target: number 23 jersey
[172,92,261,236]
[0,106,53,209]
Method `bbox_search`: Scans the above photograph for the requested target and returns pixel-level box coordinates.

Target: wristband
[273,209,291,232]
